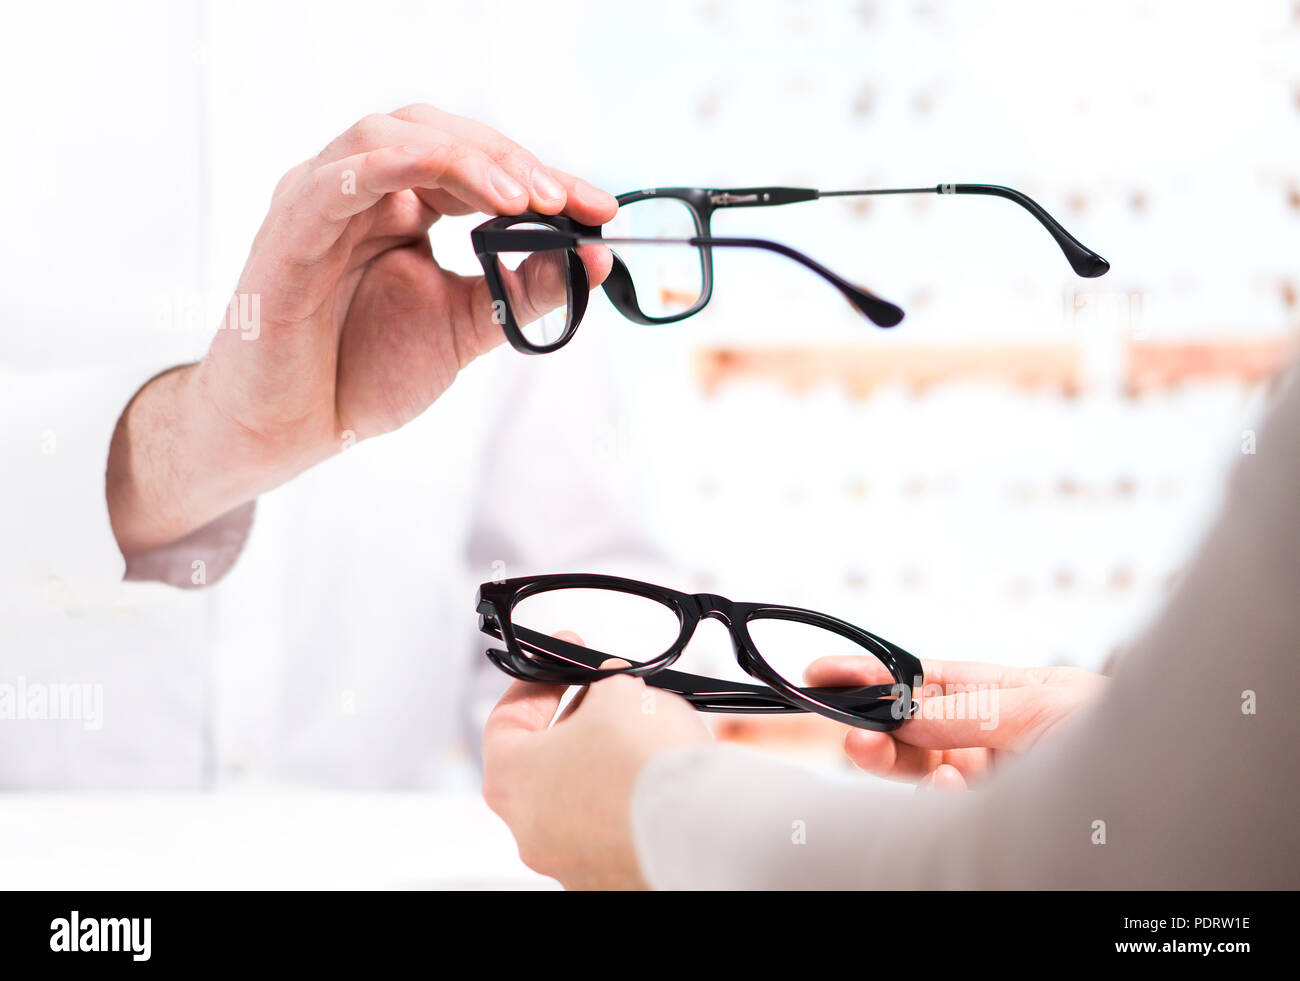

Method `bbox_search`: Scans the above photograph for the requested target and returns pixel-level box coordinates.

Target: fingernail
[489,166,526,201]
[531,167,565,202]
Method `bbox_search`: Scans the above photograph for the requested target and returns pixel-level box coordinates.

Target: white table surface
[0,790,556,890]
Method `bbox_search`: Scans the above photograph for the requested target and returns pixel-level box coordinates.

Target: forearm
[105,363,327,559]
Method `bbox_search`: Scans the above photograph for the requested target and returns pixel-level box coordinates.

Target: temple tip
[1074,252,1110,278]
[875,302,906,327]
[847,287,905,327]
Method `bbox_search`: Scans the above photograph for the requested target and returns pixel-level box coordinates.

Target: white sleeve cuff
[123,500,255,589]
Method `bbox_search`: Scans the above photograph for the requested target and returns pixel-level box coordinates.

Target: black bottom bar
[0,889,1283,967]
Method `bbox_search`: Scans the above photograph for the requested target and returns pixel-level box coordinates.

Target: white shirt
[0,4,663,789]
[1,335,667,791]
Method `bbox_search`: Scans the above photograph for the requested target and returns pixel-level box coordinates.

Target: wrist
[107,362,331,560]
[187,359,336,501]
[107,364,204,559]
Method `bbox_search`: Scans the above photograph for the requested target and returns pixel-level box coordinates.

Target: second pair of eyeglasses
[471,182,1110,354]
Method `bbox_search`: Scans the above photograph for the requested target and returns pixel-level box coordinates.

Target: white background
[1,0,1297,882]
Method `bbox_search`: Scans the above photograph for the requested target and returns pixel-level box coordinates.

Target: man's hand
[108,105,616,559]
[482,639,711,890]
[805,657,1107,790]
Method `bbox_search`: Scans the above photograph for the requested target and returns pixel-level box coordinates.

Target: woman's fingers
[895,684,1091,751]
[917,763,968,792]
[821,657,1104,785]
[805,655,1041,692]
[481,631,587,826]
[553,646,612,725]
[810,655,1104,753]
[483,630,586,745]
[843,728,992,782]
[842,728,905,775]
[804,656,896,688]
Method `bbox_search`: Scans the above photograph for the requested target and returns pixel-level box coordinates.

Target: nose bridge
[692,593,736,627]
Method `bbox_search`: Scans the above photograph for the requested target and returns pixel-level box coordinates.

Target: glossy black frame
[476,573,923,731]
[472,183,1110,354]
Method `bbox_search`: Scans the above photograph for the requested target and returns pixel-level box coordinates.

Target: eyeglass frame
[476,573,924,731]
[471,182,1110,355]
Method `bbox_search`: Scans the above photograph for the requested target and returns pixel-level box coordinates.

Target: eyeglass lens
[604,197,706,318]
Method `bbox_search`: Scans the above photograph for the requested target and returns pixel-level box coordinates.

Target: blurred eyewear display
[472,183,1110,354]
[476,573,923,731]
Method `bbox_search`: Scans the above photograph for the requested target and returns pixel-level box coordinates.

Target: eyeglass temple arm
[483,645,808,712]
[477,227,905,327]
[484,620,901,714]
[712,183,1110,279]
[696,235,905,327]
[481,618,798,709]
[593,234,904,328]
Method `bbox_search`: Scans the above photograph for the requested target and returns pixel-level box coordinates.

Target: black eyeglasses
[476,573,923,731]
[472,183,1110,354]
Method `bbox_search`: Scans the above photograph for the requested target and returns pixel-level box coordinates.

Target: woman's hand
[481,638,711,889]
[805,657,1108,790]
[109,105,616,558]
